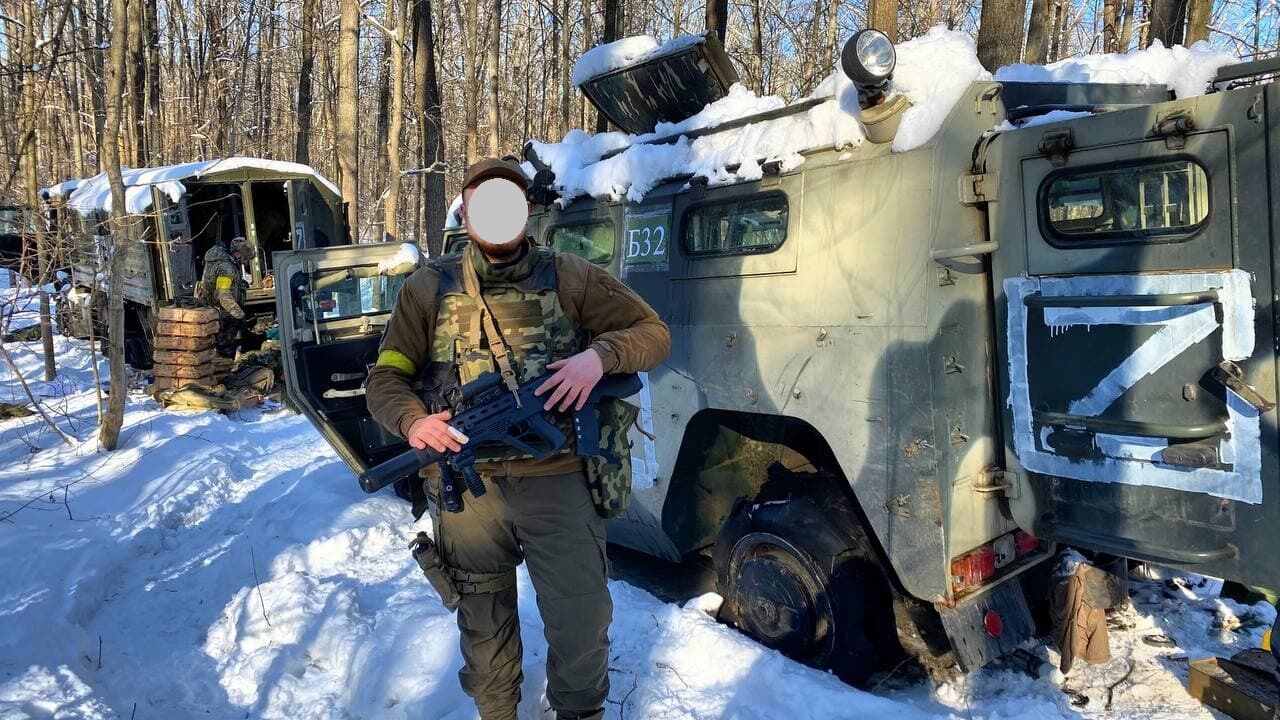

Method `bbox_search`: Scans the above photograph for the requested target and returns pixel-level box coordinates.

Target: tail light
[951,529,1044,595]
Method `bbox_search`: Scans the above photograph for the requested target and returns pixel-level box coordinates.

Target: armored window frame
[1038,157,1211,247]
[544,219,615,265]
[289,264,406,327]
[681,192,789,258]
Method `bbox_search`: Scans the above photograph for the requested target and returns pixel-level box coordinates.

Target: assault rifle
[359,370,642,512]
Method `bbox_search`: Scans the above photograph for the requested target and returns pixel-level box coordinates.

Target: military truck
[46,157,347,366]
[273,33,1279,685]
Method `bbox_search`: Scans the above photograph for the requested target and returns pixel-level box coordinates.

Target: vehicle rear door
[273,242,415,488]
[152,189,196,301]
[985,87,1278,588]
[286,179,342,249]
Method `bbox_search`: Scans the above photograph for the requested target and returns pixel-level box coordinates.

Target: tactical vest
[425,243,583,462]
[425,242,638,517]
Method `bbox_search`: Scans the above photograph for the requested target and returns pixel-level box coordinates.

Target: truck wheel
[714,481,899,686]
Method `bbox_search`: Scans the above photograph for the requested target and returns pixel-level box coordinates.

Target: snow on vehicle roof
[538,27,986,204]
[995,40,1237,101]
[64,157,341,215]
[537,28,1240,206]
[571,33,706,87]
[40,179,81,201]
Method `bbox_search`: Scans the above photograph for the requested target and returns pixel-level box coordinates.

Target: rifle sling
[461,253,523,405]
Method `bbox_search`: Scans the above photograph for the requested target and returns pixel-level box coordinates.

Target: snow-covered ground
[0,301,1274,719]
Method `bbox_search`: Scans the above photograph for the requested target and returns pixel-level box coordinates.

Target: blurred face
[462,178,530,259]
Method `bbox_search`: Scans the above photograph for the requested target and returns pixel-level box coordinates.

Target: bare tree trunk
[375,4,393,233]
[101,0,130,450]
[825,0,840,74]
[385,0,406,242]
[462,0,479,163]
[127,0,146,163]
[337,0,360,238]
[550,0,562,138]
[1025,0,1052,62]
[977,0,1028,70]
[21,0,56,381]
[1148,0,1187,46]
[89,0,107,158]
[144,0,160,162]
[296,0,317,164]
[1103,0,1121,51]
[486,0,501,154]
[1184,0,1210,43]
[413,0,446,255]
[1118,0,1137,49]
[260,9,275,158]
[705,0,728,43]
[869,0,898,41]
[558,0,570,134]
[749,0,765,93]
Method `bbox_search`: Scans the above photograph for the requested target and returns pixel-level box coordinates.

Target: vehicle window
[548,221,614,264]
[0,208,20,236]
[683,194,788,256]
[292,265,406,325]
[1044,161,1209,241]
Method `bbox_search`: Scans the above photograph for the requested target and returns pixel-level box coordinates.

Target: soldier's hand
[407,411,469,453]
[535,349,604,412]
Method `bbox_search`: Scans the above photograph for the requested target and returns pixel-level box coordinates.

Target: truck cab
[274,33,1278,686]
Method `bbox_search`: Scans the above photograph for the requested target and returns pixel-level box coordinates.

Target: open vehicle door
[151,188,196,302]
[286,179,342,249]
[984,86,1278,588]
[273,242,419,495]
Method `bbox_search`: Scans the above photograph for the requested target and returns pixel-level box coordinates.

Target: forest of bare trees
[0,0,1276,444]
[3,0,1276,250]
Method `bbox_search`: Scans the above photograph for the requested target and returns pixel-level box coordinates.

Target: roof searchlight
[841,29,910,144]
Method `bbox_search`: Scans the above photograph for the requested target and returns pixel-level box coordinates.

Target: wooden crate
[1187,653,1277,720]
[212,356,235,378]
[152,375,215,392]
[153,334,215,351]
[154,361,217,380]
[152,348,217,366]
[156,306,219,324]
[156,320,219,337]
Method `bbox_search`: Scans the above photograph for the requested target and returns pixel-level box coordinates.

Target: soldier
[366,158,670,720]
[196,237,249,355]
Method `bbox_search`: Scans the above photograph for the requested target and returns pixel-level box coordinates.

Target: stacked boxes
[152,306,220,392]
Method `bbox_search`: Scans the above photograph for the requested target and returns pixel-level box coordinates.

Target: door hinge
[1153,109,1194,150]
[959,171,999,204]
[975,84,1002,117]
[1038,129,1074,167]
[1214,360,1277,413]
[974,468,1017,499]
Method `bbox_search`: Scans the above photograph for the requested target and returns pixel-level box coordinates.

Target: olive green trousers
[434,470,612,720]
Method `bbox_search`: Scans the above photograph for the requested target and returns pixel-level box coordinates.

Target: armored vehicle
[46,158,347,366]
[274,33,1279,684]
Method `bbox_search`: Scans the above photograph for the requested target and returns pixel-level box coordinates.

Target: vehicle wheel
[714,479,900,686]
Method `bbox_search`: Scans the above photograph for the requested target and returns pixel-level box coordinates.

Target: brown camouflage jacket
[366,240,670,478]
